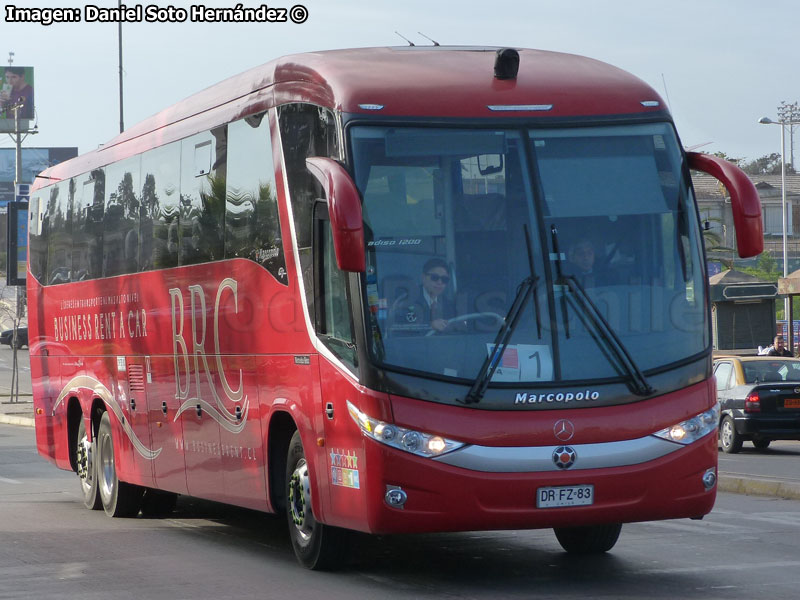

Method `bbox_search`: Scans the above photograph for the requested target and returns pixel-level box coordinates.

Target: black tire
[752,438,771,450]
[286,430,349,570]
[140,489,178,517]
[720,416,743,454]
[554,523,622,554]
[76,417,101,510]
[96,411,143,517]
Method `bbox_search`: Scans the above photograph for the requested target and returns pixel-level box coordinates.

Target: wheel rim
[721,420,732,449]
[99,431,115,502]
[76,432,93,493]
[288,458,315,544]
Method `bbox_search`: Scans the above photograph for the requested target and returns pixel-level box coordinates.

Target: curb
[0,413,34,427]
[718,474,800,501]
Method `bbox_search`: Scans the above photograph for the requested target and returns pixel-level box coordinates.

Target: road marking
[0,475,21,484]
[642,560,800,575]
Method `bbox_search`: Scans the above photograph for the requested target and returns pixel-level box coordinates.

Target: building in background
[694,172,800,270]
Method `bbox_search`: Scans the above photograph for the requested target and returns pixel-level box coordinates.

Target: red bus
[27,46,762,569]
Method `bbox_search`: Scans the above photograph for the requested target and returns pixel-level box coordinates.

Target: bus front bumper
[348,432,717,535]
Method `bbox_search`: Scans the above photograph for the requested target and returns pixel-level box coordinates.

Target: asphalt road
[720,440,800,479]
[4,424,800,600]
[0,344,31,398]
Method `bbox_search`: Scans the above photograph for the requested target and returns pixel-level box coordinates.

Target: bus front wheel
[96,411,143,517]
[286,430,349,570]
[554,523,622,554]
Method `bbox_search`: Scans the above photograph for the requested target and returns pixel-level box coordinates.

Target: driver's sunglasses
[426,273,450,284]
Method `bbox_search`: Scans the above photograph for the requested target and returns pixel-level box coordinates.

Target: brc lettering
[170,278,243,404]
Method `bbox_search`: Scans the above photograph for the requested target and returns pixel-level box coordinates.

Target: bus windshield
[351,123,707,389]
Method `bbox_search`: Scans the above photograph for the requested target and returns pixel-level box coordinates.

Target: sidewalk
[718,472,800,501]
[0,396,34,427]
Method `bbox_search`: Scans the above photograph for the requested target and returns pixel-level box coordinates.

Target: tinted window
[225,114,287,283]
[29,191,47,284]
[180,127,227,265]
[103,156,140,277]
[279,104,340,311]
[320,220,355,367]
[71,170,105,280]
[141,143,180,270]
[45,181,71,285]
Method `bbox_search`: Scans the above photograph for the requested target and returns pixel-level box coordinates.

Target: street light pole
[761,116,795,349]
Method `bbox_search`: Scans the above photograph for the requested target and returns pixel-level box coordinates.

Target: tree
[739,153,796,175]
[739,250,780,282]
[711,151,744,166]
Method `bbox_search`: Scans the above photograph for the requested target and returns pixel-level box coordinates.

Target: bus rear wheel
[286,430,349,570]
[554,523,622,554]
[96,411,143,517]
[76,417,101,510]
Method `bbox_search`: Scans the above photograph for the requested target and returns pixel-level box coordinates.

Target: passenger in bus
[565,238,613,287]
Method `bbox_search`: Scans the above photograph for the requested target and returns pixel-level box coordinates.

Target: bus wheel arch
[267,410,297,513]
[66,397,83,473]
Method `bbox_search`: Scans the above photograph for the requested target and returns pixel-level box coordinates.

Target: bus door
[314,208,367,525]
[217,356,269,511]
[121,356,156,488]
[180,368,224,502]
[146,355,189,495]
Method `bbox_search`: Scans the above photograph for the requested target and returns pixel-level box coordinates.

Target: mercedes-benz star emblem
[553,419,575,442]
[553,446,577,470]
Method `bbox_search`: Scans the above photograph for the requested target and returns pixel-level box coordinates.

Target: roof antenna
[394,31,415,46]
[417,32,440,46]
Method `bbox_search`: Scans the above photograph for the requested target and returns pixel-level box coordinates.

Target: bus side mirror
[687,152,763,258]
[305,157,365,272]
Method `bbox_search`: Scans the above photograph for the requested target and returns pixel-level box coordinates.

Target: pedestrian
[764,335,793,357]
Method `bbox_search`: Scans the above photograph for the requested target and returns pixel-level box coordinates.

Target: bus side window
[45,181,72,285]
[103,156,141,277]
[29,192,47,284]
[225,114,287,284]
[86,168,106,279]
[180,127,227,266]
[141,143,180,270]
[279,103,341,318]
[315,205,356,369]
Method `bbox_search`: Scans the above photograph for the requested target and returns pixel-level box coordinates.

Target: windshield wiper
[462,275,538,404]
[550,226,654,397]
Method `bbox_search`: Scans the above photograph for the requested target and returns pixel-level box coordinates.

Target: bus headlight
[653,405,719,445]
[346,401,465,458]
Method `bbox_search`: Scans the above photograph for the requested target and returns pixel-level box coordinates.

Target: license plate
[785,399,800,409]
[537,485,594,508]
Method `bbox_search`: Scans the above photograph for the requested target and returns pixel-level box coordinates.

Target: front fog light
[347,400,465,458]
[702,468,717,491]
[654,405,719,445]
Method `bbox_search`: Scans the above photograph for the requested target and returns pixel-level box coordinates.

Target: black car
[0,326,28,349]
[714,356,800,453]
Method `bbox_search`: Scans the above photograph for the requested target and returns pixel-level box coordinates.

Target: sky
[1,0,798,163]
